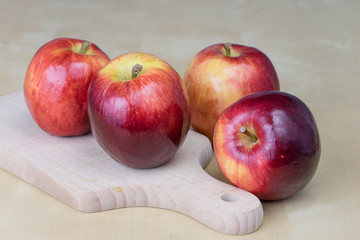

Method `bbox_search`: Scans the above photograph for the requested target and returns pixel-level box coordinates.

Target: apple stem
[132,64,143,79]
[239,127,257,142]
[79,41,91,55]
[224,43,232,57]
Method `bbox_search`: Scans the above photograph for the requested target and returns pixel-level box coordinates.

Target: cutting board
[0,91,263,235]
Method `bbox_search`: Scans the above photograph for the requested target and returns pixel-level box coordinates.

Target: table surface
[1,1,359,239]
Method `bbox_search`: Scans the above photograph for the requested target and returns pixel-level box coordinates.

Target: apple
[214,91,321,200]
[24,37,110,136]
[184,43,280,142]
[88,52,191,169]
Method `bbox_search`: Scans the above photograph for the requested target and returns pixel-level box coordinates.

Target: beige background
[1,0,359,239]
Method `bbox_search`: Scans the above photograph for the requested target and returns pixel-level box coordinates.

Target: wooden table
[1,1,359,239]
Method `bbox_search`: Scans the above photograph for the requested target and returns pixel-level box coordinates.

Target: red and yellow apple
[214,91,321,200]
[88,52,191,169]
[184,43,279,142]
[24,38,110,136]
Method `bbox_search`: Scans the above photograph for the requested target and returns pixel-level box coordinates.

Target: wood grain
[0,91,263,235]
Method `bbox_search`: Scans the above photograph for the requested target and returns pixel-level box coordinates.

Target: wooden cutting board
[0,91,263,235]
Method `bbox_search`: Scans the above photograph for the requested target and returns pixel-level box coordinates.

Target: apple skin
[184,43,279,142]
[24,38,110,136]
[88,52,191,169]
[214,91,321,200]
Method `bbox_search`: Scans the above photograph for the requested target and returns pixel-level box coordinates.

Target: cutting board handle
[170,166,264,235]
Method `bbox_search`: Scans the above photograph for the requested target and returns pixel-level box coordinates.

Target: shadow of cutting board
[0,91,263,235]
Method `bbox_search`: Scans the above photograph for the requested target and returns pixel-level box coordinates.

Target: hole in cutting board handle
[221,194,238,202]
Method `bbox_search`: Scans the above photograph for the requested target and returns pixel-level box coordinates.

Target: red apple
[88,52,191,169]
[184,43,279,142]
[24,38,110,136]
[214,91,321,200]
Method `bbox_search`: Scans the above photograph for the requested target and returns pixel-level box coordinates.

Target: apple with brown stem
[88,52,191,169]
[214,91,321,200]
[24,38,110,136]
[184,43,280,142]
